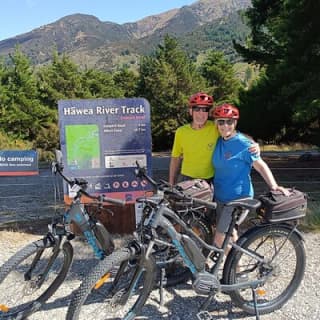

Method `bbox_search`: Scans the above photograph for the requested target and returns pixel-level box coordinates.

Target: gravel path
[0,230,319,320]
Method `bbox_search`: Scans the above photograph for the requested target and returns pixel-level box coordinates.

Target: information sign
[58,98,153,202]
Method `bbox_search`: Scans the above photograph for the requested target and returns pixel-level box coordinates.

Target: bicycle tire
[190,217,213,245]
[161,217,213,287]
[223,224,306,315]
[66,247,156,320]
[0,238,73,319]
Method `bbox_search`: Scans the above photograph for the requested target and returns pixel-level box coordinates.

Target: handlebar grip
[102,196,126,206]
[192,198,217,209]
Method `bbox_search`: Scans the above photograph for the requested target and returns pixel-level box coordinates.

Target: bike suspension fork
[25,235,62,288]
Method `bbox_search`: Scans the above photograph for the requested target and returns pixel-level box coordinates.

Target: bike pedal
[196,310,212,320]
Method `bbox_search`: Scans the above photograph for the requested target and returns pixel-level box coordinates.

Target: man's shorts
[178,174,213,186]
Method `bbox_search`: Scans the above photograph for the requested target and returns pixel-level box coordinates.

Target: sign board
[58,98,153,203]
[0,150,38,176]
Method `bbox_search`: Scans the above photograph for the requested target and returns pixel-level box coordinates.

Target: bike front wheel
[223,224,306,315]
[0,237,73,319]
[66,247,156,320]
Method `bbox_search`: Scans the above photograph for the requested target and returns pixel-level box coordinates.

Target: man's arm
[169,156,182,185]
[242,133,260,157]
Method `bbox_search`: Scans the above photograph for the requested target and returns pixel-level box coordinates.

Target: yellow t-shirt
[171,120,219,179]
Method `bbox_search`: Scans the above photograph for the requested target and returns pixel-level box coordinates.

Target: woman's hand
[271,185,291,196]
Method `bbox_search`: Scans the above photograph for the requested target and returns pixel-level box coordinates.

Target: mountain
[0,0,251,70]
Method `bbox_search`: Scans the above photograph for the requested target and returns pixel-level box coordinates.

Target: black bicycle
[66,163,306,320]
[0,153,125,319]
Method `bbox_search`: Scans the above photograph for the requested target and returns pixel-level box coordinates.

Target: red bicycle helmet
[189,92,213,107]
[213,103,239,119]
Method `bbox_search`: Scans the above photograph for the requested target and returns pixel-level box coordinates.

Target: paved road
[0,151,319,230]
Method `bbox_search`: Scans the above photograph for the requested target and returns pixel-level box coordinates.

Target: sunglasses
[216,119,236,126]
[192,106,211,112]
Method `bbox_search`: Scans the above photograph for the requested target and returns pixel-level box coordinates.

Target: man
[169,92,218,185]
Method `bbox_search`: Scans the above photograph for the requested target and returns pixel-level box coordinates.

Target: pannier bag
[257,188,307,223]
[175,179,213,201]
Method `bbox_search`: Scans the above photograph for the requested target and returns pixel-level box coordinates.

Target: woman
[211,103,290,248]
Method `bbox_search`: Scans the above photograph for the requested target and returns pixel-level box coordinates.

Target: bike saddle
[225,198,261,210]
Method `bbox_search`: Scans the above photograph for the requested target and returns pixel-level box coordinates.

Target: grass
[260,143,319,152]
[301,199,320,231]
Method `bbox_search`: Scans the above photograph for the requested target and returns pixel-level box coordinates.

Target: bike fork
[25,236,61,288]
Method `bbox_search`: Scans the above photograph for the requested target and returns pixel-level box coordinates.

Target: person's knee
[214,231,225,248]
[232,229,238,242]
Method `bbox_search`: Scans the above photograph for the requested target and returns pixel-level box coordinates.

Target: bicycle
[0,154,126,319]
[66,163,306,320]
[135,173,214,290]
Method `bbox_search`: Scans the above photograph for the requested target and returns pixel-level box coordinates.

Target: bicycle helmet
[212,103,239,119]
[189,92,213,107]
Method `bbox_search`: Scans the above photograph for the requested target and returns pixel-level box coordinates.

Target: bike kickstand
[251,288,260,320]
[159,267,167,307]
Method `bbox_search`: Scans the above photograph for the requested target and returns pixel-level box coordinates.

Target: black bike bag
[257,188,307,223]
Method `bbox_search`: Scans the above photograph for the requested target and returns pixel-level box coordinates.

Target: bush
[0,131,32,150]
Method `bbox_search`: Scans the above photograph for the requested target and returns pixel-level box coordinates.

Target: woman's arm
[253,159,290,195]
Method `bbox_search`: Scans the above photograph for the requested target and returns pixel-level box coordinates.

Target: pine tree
[234,0,320,144]
[138,35,206,150]
[199,50,241,103]
[0,48,54,140]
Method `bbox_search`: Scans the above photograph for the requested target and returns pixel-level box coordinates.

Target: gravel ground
[0,230,319,320]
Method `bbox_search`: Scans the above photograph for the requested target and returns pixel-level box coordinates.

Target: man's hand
[248,142,260,157]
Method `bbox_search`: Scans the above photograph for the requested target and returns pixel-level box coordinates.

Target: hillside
[0,0,251,70]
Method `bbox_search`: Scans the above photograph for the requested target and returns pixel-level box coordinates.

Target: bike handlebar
[101,195,126,206]
[51,161,126,206]
[192,197,217,209]
[134,161,217,210]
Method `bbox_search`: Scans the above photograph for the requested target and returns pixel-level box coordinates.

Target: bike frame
[121,163,306,320]
[23,162,123,290]
[140,198,295,293]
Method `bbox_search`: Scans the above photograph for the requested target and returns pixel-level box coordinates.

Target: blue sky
[0,0,197,41]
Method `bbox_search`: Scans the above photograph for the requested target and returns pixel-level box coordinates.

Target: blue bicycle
[0,154,125,319]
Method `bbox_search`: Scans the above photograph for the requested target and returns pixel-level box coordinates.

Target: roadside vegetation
[0,1,319,157]
[0,0,319,228]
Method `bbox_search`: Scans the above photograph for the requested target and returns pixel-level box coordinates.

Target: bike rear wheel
[223,224,306,315]
[0,237,73,319]
[66,247,156,320]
